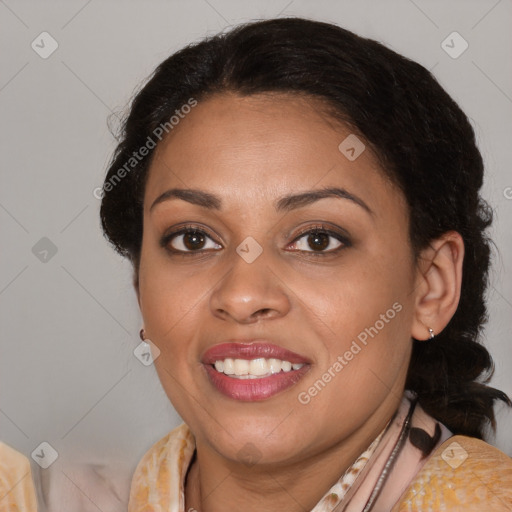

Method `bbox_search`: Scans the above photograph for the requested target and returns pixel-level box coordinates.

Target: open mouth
[201,343,311,401]
[211,357,305,379]
[204,362,310,401]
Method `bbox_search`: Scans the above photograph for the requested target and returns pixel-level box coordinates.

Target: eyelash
[160,223,351,257]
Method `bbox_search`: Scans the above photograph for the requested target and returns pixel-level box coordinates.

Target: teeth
[223,358,235,375]
[234,359,249,376]
[268,358,282,374]
[249,358,269,376]
[281,361,292,372]
[212,358,305,378]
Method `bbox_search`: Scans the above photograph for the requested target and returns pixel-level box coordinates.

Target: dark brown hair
[100,17,510,439]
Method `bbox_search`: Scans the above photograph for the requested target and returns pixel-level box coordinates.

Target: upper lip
[202,341,311,365]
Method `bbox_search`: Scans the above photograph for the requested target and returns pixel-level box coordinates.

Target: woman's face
[138,92,418,465]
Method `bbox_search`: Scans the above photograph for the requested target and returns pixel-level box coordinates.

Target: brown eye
[183,231,206,250]
[288,227,349,254]
[307,232,330,251]
[164,228,222,253]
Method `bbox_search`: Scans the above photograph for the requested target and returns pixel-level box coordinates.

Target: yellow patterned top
[391,436,512,511]
[0,442,37,512]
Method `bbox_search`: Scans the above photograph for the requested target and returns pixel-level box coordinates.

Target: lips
[202,342,311,365]
[201,341,311,401]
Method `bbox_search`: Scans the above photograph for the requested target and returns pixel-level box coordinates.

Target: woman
[99,17,511,511]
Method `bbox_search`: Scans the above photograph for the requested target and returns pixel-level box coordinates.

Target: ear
[411,231,464,341]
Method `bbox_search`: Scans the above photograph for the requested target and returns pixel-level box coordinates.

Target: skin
[136,92,464,511]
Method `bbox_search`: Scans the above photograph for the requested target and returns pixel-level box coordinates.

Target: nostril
[252,308,274,319]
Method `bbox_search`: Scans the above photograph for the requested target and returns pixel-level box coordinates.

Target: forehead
[144,92,404,217]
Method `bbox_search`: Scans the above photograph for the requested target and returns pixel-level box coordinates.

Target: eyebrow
[150,186,372,215]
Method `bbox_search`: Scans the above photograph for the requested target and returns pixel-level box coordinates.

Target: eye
[288,226,350,254]
[161,226,222,253]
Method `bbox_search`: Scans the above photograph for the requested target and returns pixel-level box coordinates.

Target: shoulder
[0,441,38,511]
[393,435,512,511]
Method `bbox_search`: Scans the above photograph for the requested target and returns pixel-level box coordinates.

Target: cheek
[296,254,411,338]
[138,254,208,414]
[138,250,209,356]
[295,253,414,393]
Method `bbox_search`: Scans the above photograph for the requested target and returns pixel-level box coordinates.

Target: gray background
[1,0,511,509]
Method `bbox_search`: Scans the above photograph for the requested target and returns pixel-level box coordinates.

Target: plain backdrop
[1,0,511,509]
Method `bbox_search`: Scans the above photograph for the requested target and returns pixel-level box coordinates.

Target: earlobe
[411,231,464,341]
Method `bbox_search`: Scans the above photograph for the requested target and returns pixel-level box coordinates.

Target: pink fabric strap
[334,392,452,511]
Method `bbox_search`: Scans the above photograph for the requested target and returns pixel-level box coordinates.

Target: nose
[209,250,291,324]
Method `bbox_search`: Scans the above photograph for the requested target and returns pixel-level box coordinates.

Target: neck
[184,396,400,512]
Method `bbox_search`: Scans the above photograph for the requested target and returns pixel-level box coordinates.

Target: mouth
[201,342,311,401]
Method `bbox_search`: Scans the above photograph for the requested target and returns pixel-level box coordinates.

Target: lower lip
[203,364,310,401]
